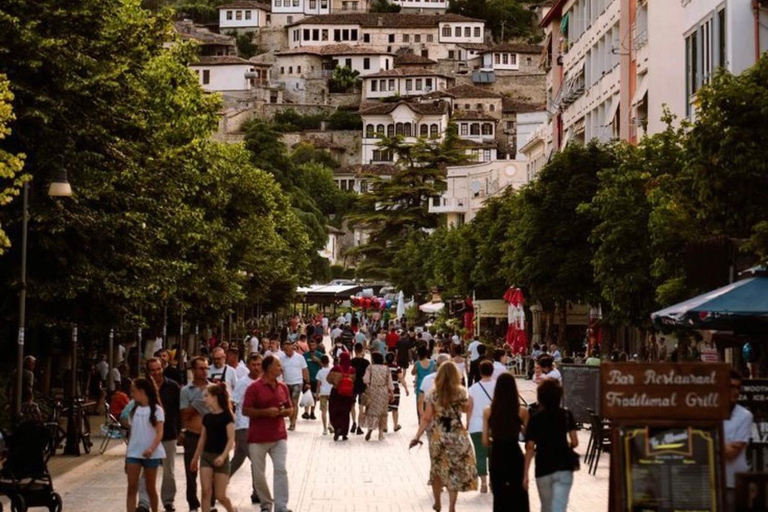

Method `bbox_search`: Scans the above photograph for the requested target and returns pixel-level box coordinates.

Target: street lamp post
[15,170,73,418]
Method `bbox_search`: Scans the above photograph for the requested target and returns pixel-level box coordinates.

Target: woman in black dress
[482,372,529,512]
[385,352,408,432]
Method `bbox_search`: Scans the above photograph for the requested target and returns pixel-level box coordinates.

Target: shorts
[319,395,329,412]
[287,384,302,406]
[126,457,162,469]
[309,380,318,397]
[200,451,230,474]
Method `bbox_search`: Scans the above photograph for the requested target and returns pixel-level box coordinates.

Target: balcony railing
[428,197,468,213]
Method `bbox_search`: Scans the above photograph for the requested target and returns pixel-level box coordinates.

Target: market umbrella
[651,268,768,333]
[396,291,406,318]
[504,286,529,354]
[419,302,445,314]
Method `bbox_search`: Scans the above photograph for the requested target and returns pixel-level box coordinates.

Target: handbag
[564,409,581,472]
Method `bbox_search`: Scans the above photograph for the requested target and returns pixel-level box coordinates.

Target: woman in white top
[466,360,496,493]
[126,378,165,512]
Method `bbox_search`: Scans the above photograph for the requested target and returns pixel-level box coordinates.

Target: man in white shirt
[227,347,249,380]
[118,343,126,363]
[539,355,562,384]
[724,370,753,512]
[467,338,482,362]
[467,360,496,493]
[278,340,309,431]
[248,331,260,356]
[95,354,109,383]
[418,354,451,414]
[208,346,237,394]
[231,353,263,505]
[330,324,343,341]
[491,349,508,381]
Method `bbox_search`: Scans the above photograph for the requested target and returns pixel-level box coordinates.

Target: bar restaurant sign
[601,363,731,421]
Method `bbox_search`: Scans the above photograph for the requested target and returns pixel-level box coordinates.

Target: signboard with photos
[602,363,731,512]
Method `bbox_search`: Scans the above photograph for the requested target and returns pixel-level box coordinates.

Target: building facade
[361,68,452,100]
[218,1,271,32]
[286,13,485,61]
[359,101,450,165]
[190,56,257,92]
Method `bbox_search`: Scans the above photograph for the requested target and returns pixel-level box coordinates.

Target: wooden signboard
[603,363,731,512]
[619,425,722,512]
[561,364,600,424]
[601,363,731,422]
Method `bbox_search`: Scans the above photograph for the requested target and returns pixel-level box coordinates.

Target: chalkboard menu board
[618,426,722,512]
[739,379,768,472]
[561,364,601,424]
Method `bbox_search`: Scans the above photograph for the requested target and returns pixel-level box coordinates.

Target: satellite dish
[470,180,482,194]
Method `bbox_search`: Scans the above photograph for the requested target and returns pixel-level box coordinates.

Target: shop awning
[560,13,569,33]
[651,268,768,333]
[631,72,648,106]
[605,94,620,126]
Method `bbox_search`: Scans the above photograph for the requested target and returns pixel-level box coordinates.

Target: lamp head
[48,169,72,197]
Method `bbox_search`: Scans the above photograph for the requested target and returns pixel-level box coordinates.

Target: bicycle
[41,399,67,461]
[67,397,93,455]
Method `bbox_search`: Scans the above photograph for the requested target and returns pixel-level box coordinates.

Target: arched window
[489,104,495,112]
[403,123,412,137]
[430,124,438,138]
[482,123,493,135]
[395,122,404,135]
[470,123,480,135]
[366,124,375,138]
[376,124,385,136]
[420,124,429,137]
[387,124,395,137]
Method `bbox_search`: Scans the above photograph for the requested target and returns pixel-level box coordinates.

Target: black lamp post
[15,170,73,418]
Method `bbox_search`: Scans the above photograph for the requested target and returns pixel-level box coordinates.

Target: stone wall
[281,129,362,167]
[328,92,362,108]
[454,72,546,105]
[260,102,337,120]
[256,27,288,54]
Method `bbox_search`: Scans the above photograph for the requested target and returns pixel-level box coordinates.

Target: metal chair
[99,401,128,454]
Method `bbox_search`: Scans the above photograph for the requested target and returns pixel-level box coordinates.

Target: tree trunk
[558,302,567,346]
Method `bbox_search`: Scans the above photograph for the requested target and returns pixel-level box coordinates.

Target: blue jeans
[536,470,573,512]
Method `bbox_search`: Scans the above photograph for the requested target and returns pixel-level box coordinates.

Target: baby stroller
[0,422,62,512]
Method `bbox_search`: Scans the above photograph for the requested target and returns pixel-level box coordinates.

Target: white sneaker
[323,429,328,435]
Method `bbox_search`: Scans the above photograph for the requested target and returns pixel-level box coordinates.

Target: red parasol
[504,287,529,354]
[463,297,474,340]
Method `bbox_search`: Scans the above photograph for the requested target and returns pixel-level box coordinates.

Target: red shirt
[243,378,291,443]
[386,332,399,349]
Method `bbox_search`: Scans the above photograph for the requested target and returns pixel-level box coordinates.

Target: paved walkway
[7,378,609,512]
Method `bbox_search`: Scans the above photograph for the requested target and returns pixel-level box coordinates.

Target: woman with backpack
[125,378,165,512]
[327,351,356,441]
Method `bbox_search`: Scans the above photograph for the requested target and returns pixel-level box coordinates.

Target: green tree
[449,0,535,41]
[503,141,618,342]
[369,0,401,12]
[586,121,686,329]
[229,31,258,59]
[0,0,310,338]
[0,75,26,254]
[329,66,361,93]
[350,124,468,279]
[686,55,768,240]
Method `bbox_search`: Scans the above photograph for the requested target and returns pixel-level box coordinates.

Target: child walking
[125,378,165,512]
[190,384,236,512]
[315,355,333,435]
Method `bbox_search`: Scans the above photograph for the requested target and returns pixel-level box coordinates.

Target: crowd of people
[91,312,582,512]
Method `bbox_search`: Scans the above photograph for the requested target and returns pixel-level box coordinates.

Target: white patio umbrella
[396,291,406,318]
